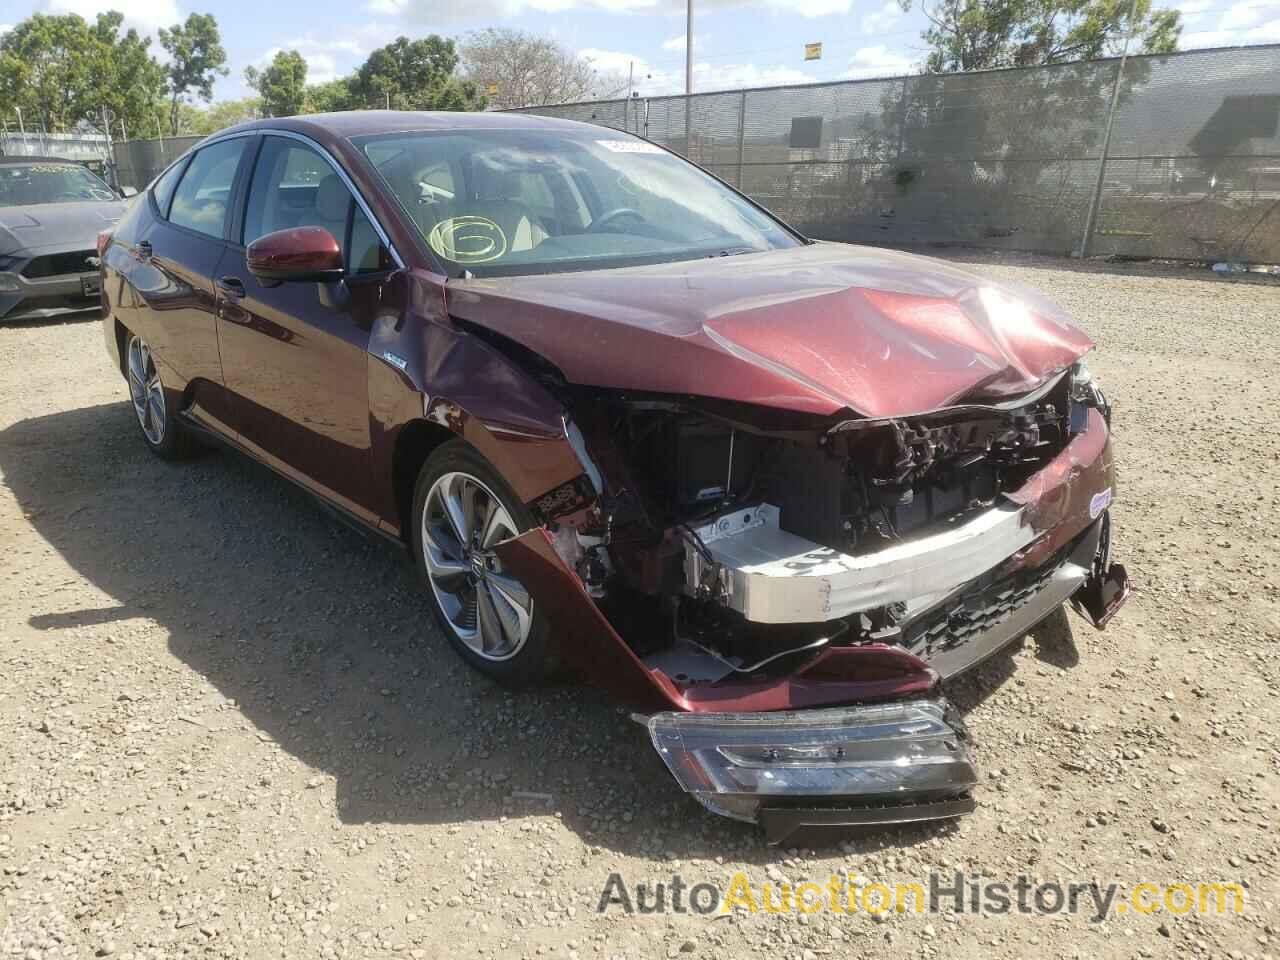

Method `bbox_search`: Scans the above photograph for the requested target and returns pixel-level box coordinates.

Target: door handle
[216,276,246,298]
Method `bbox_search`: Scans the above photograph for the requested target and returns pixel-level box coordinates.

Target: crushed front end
[494,354,1129,840]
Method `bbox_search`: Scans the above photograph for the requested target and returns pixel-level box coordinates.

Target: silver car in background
[0,157,131,322]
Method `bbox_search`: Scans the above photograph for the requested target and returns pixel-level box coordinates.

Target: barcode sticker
[595,140,665,154]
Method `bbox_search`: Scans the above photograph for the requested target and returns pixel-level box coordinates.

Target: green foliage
[0,11,166,137]
[183,97,261,135]
[350,36,485,111]
[245,49,308,118]
[900,0,1181,73]
[303,78,354,114]
[158,13,229,135]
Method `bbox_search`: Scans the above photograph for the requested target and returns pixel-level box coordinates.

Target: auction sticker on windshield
[595,140,665,154]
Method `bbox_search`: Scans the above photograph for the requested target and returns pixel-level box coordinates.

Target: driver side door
[216,134,398,523]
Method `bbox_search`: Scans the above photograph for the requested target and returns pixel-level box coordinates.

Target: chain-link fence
[0,131,111,163]
[112,136,203,192]
[516,44,1280,263]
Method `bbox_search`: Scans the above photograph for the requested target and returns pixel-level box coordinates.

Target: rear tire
[411,440,553,687]
[124,332,196,460]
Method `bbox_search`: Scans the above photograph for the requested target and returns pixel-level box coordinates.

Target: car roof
[213,110,606,144]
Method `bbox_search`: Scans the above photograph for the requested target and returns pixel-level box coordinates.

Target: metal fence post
[736,89,747,189]
[1080,0,1140,258]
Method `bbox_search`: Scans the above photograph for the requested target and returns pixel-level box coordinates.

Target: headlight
[1070,359,1110,428]
[0,274,20,293]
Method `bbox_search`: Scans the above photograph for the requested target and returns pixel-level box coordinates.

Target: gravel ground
[1,251,1277,960]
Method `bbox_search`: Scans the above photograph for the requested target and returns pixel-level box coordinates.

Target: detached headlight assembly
[1070,359,1110,429]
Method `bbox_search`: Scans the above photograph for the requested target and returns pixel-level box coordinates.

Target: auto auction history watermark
[596,870,1246,922]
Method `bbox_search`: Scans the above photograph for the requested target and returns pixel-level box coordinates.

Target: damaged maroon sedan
[100,111,1129,842]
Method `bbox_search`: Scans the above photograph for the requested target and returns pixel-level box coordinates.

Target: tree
[158,13,228,135]
[185,97,261,135]
[0,11,165,136]
[350,35,484,111]
[86,12,167,138]
[245,49,307,117]
[898,0,1181,73]
[0,14,96,132]
[304,77,354,114]
[459,28,625,109]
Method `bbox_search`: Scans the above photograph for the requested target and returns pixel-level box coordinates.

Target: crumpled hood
[444,242,1094,419]
[0,201,127,257]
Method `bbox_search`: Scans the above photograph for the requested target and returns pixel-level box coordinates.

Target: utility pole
[684,0,693,157]
[101,106,116,191]
[1080,0,1139,259]
[685,0,693,97]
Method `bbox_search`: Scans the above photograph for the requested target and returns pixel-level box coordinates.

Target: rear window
[151,158,188,218]
[168,138,248,239]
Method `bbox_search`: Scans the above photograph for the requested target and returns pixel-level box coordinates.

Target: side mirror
[247,226,344,283]
[119,186,138,199]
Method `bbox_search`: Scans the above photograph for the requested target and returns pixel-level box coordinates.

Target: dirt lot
[1,252,1277,960]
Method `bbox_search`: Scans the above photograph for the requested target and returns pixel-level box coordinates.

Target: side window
[151,158,187,218]
[168,139,247,239]
[244,137,352,253]
[349,206,390,274]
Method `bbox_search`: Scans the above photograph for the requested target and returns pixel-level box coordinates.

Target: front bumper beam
[639,699,977,844]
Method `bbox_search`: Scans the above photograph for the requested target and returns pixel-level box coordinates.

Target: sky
[2,0,1279,104]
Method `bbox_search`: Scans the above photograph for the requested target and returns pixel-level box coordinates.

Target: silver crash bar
[683,502,1034,625]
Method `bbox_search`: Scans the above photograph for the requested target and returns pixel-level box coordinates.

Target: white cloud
[368,0,659,16]
[861,0,901,33]
[1220,0,1263,27]
[662,34,686,51]
[580,46,817,95]
[254,45,342,84]
[45,0,183,32]
[1175,0,1215,17]
[844,44,915,78]
[767,0,851,15]
[251,24,397,88]
[368,0,863,20]
[1181,0,1280,48]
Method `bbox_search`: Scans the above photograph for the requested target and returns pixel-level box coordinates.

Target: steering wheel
[587,207,645,232]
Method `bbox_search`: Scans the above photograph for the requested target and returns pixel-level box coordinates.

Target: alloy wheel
[421,471,533,661]
[127,335,165,446]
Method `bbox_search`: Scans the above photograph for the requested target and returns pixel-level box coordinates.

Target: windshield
[354,128,800,277]
[0,162,118,207]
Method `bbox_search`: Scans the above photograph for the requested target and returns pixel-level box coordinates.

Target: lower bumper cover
[0,270,99,321]
[641,699,976,843]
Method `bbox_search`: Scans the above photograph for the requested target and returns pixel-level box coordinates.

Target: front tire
[125,333,195,460]
[411,440,552,686]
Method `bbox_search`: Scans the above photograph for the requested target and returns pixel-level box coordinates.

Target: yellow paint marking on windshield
[427,216,508,263]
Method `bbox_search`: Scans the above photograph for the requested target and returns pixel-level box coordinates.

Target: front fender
[367,273,588,534]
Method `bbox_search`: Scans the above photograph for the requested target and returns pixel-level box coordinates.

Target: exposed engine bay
[463,302,1130,842]
[534,360,1119,693]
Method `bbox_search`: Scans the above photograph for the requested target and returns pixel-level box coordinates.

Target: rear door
[128,135,253,436]
[216,134,397,522]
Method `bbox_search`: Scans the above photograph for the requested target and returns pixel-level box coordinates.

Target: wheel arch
[391,419,458,546]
